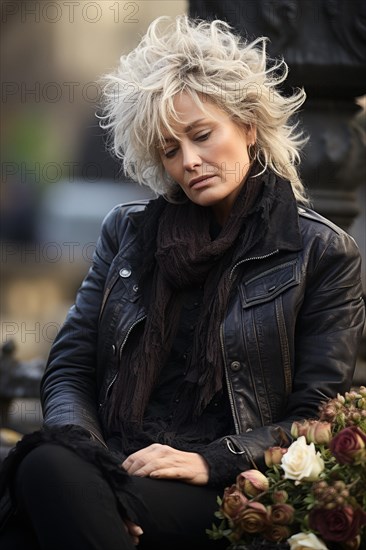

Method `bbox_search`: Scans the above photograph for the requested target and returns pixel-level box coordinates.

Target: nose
[181,141,202,171]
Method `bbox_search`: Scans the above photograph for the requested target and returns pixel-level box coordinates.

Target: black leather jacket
[41,187,365,483]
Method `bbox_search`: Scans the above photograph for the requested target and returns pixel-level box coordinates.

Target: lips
[188,175,216,188]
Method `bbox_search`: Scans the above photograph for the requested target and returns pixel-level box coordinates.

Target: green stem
[251,479,287,502]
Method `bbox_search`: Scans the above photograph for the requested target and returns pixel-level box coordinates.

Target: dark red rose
[309,505,366,543]
[329,426,366,464]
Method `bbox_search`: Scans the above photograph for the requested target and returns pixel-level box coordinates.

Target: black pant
[0,444,228,549]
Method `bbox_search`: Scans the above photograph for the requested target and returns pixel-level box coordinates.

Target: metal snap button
[119,268,131,278]
[133,284,139,292]
[230,360,241,371]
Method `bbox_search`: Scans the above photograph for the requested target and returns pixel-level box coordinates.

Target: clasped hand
[120,443,209,545]
[121,442,209,485]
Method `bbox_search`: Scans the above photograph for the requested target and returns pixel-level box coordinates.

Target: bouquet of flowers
[207,387,366,550]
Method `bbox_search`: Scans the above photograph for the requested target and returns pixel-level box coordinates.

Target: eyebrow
[161,118,208,144]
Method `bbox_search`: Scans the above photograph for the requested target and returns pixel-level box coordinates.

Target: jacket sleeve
[201,230,365,487]
[40,204,124,447]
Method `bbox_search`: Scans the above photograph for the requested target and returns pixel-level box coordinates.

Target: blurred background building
[1,0,365,443]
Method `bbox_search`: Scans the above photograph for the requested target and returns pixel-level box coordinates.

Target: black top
[141,285,233,449]
[108,284,234,457]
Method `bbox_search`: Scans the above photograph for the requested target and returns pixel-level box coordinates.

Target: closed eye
[195,132,210,142]
[162,132,211,159]
[164,148,178,159]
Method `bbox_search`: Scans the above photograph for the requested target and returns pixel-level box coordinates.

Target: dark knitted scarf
[107,165,277,430]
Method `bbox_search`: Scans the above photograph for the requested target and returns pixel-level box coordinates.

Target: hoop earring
[247,143,257,162]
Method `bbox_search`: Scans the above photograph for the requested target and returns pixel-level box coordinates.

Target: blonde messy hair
[99,14,308,202]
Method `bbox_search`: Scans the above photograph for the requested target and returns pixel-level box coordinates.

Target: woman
[0,14,364,550]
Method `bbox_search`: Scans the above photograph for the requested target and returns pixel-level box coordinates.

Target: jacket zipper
[220,323,240,435]
[118,315,147,360]
[229,249,279,281]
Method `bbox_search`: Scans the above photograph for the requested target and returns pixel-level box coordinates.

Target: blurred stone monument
[189,0,366,229]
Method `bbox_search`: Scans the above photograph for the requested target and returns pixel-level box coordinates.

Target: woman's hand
[121,443,209,485]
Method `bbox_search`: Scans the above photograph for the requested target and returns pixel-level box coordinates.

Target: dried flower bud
[345,392,352,403]
[325,487,336,498]
[351,412,361,422]
[220,484,248,521]
[320,404,338,422]
[294,420,332,445]
[333,480,346,491]
[236,470,269,498]
[356,397,366,410]
[337,394,346,405]
[291,421,305,439]
[272,490,288,504]
[312,481,329,504]
[264,446,287,468]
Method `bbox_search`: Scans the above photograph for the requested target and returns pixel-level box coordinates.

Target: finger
[122,453,151,472]
[123,455,169,476]
[149,467,185,479]
[128,465,155,477]
[125,520,143,537]
[122,456,146,474]
[122,444,167,469]
[123,519,143,545]
[149,467,207,485]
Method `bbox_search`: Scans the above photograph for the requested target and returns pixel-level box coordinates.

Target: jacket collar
[129,174,303,257]
[248,175,303,258]
[237,172,303,266]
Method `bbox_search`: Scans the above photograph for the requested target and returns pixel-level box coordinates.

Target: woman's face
[158,93,256,224]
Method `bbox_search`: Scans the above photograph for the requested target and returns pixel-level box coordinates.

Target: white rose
[280,435,324,481]
[288,532,329,549]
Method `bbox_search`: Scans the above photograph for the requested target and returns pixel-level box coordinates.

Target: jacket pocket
[240,260,299,308]
[237,259,300,405]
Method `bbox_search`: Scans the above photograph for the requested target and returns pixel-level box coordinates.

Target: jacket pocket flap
[241,260,299,307]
